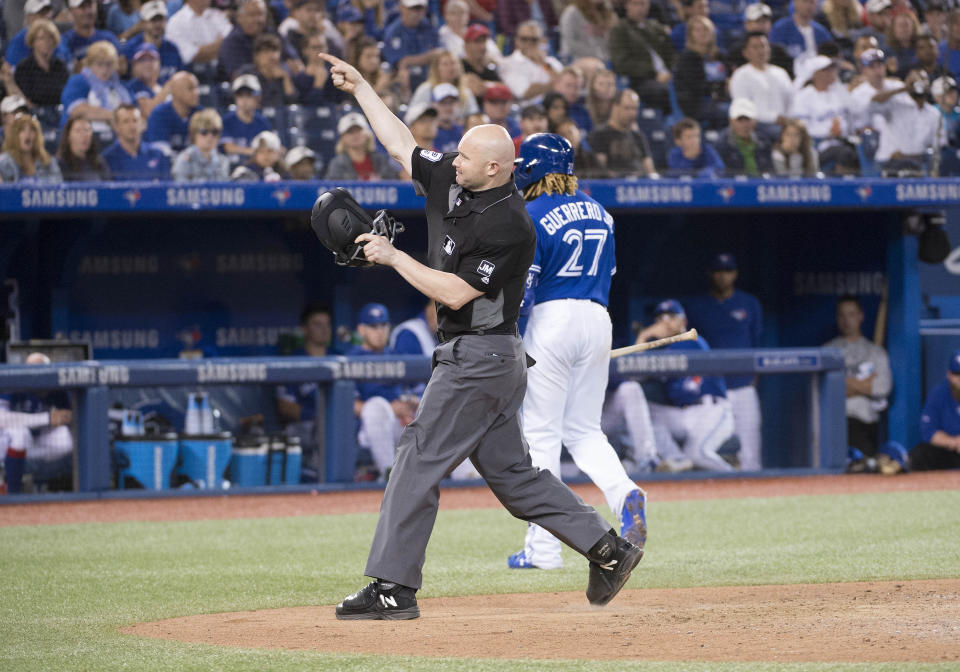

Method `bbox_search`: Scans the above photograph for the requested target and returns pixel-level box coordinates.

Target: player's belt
[436,324,518,343]
[681,395,723,408]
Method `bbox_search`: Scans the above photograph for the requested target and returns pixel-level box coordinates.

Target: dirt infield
[123,579,960,663]
[2,471,958,527]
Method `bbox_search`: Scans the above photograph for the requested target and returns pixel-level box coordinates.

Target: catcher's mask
[310,187,404,267]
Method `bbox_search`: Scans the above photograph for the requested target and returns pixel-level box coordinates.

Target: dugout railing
[0,348,845,495]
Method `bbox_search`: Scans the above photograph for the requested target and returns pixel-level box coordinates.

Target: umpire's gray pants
[365,333,611,589]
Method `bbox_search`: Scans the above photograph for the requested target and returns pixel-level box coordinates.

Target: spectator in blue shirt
[940,9,960,81]
[218,0,301,80]
[5,0,70,69]
[220,74,272,160]
[666,117,725,177]
[124,44,169,119]
[144,70,200,155]
[60,0,122,70]
[768,0,833,67]
[106,0,145,40]
[381,0,440,70]
[101,103,171,180]
[120,0,184,84]
[909,349,960,470]
[61,41,134,136]
[433,83,465,153]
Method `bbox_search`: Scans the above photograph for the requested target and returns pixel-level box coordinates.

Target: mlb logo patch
[442,235,456,255]
[477,260,495,284]
[420,149,443,162]
[731,309,747,321]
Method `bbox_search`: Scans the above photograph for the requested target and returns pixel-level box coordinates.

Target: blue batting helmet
[514,133,575,190]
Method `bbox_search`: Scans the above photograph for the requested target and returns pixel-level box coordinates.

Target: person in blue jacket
[909,349,960,471]
[768,0,833,65]
[666,117,724,178]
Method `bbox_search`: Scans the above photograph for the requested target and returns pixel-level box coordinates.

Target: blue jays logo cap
[357,302,390,326]
[949,349,960,374]
[710,252,737,271]
[654,299,685,317]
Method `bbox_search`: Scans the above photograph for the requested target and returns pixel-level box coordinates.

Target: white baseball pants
[357,396,402,476]
[728,385,762,470]
[648,397,735,471]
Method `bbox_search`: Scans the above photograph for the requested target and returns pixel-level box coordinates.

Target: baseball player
[909,349,960,471]
[640,300,736,472]
[508,133,646,571]
[320,52,642,620]
[684,253,764,470]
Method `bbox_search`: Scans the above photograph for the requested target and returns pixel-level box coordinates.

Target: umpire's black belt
[436,324,518,344]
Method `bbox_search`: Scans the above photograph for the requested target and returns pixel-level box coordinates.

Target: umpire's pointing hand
[356,232,399,266]
[318,52,364,94]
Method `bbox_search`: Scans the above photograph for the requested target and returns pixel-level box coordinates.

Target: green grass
[1,489,958,671]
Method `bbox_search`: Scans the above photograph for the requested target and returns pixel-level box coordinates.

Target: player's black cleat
[585,532,643,607]
[335,579,420,620]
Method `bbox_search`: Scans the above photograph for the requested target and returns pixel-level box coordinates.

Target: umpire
[319,52,643,621]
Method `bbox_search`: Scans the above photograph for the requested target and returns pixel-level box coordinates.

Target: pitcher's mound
[122,579,960,662]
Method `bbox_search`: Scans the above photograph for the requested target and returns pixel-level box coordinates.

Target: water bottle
[184,393,202,435]
[199,393,214,435]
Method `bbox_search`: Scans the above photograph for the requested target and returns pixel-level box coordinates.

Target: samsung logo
[215,326,297,347]
[756,184,831,203]
[67,329,160,350]
[793,271,884,296]
[215,253,303,273]
[334,360,407,380]
[79,255,160,275]
[319,185,398,206]
[197,362,268,383]
[21,188,98,208]
[57,366,98,386]
[896,182,960,202]
[166,187,245,207]
[614,185,693,204]
[615,354,689,374]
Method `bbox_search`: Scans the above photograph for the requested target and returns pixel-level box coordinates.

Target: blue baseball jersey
[121,35,184,83]
[345,345,402,402]
[642,337,727,406]
[220,110,272,152]
[60,29,121,68]
[684,289,763,389]
[101,140,170,181]
[524,189,616,307]
[919,380,960,443]
[145,101,200,154]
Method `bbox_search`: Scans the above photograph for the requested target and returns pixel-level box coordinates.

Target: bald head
[169,71,199,111]
[25,352,51,365]
[453,124,515,190]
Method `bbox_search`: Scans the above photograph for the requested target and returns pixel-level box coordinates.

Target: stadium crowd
[1,0,960,182]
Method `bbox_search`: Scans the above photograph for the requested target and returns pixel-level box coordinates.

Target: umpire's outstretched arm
[319,52,417,176]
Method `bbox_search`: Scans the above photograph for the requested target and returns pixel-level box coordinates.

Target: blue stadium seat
[191,61,221,85]
[665,80,684,128]
[34,105,62,156]
[938,146,960,176]
[260,105,289,146]
[636,107,669,171]
[198,81,219,108]
[857,130,881,177]
[286,103,340,164]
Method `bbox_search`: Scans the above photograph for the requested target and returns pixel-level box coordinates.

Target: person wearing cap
[165,0,232,65]
[334,3,367,55]
[480,83,521,137]
[381,0,441,70]
[909,349,960,471]
[119,0,184,83]
[277,0,323,59]
[823,295,892,458]
[409,50,480,117]
[12,19,68,108]
[512,103,548,155]
[124,44,169,119]
[285,145,318,179]
[220,74,272,159]
[233,32,298,108]
[4,0,70,70]
[324,111,400,180]
[144,71,200,155]
[666,117,725,177]
[588,88,656,178]
[871,69,944,171]
[500,20,563,102]
[715,97,773,176]
[636,300,736,472]
[1,96,31,148]
[171,107,230,181]
[219,0,301,81]
[851,0,892,51]
[769,0,833,68]
[345,303,411,481]
[848,47,905,132]
[729,31,794,139]
[404,102,439,151]
[234,129,285,181]
[932,74,960,147]
[432,83,466,153]
[727,3,794,75]
[460,23,504,108]
[684,254,764,470]
[60,0,121,70]
[0,113,62,182]
[60,40,133,134]
[790,55,861,173]
[101,103,170,181]
[558,0,616,63]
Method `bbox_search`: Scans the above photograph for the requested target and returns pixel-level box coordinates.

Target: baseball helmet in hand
[310,187,403,267]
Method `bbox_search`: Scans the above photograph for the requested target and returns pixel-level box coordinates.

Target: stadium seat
[286,103,340,164]
[260,106,288,146]
[665,80,684,128]
[937,146,960,176]
[857,129,881,177]
[636,107,669,171]
[34,105,62,156]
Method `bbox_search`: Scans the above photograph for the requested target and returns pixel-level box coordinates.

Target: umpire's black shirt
[411,146,535,334]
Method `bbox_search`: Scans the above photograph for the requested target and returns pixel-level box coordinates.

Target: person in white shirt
[873,70,944,171]
[790,54,859,173]
[165,0,232,65]
[500,20,562,101]
[848,48,903,133]
[729,32,793,141]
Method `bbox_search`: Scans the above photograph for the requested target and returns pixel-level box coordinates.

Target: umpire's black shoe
[335,579,420,620]
[585,531,644,607]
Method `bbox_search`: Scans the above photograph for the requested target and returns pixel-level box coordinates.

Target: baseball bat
[873,280,888,348]
[610,328,698,359]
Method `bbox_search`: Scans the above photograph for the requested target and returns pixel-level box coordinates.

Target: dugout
[1,178,959,490]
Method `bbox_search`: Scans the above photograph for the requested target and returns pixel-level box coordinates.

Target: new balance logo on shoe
[380,594,398,608]
[599,558,618,571]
